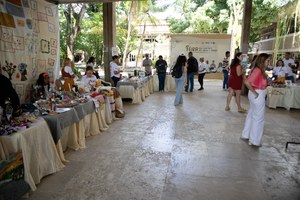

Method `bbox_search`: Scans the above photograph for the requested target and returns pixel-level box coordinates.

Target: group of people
[272,52,299,82]
[172,51,273,147]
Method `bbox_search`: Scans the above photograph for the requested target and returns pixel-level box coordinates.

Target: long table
[266,86,300,110]
[117,76,153,104]
[152,74,176,92]
[0,119,64,191]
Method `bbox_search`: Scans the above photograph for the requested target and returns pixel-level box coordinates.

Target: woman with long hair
[34,72,50,99]
[241,53,269,146]
[225,52,246,113]
[173,54,187,106]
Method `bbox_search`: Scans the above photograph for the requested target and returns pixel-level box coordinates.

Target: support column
[240,0,252,54]
[103,2,116,82]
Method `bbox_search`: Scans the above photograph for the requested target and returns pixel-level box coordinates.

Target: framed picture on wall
[41,39,50,53]
[51,49,56,55]
[45,7,53,16]
[50,38,57,48]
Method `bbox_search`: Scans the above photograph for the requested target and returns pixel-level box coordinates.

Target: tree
[60,3,87,60]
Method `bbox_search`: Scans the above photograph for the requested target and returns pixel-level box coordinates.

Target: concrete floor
[27,80,300,200]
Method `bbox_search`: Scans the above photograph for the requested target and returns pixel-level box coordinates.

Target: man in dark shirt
[185,52,198,92]
[155,55,168,92]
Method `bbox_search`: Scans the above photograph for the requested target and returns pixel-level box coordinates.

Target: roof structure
[47,0,136,4]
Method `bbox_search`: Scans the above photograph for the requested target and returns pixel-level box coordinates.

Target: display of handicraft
[271,77,286,88]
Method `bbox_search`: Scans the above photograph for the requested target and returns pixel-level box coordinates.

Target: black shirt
[187,56,198,74]
[0,74,20,110]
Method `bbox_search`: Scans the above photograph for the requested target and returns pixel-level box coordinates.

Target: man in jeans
[222,51,230,90]
[185,52,198,93]
[155,55,168,92]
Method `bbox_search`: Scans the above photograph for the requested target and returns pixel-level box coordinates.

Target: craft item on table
[97,88,112,96]
[61,91,76,100]
[49,96,56,111]
[0,152,24,186]
[271,77,286,88]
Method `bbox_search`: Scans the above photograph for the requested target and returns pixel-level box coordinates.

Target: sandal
[238,108,247,113]
[225,106,230,111]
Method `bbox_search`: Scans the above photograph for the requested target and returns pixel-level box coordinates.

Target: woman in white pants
[242,53,270,146]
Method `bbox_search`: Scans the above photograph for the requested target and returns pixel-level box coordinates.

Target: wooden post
[103,2,116,82]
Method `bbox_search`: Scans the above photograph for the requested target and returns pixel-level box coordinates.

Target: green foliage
[250,0,280,43]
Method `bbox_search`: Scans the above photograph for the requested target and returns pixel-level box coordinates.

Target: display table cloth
[153,74,176,92]
[117,77,152,104]
[266,86,300,110]
[0,119,64,191]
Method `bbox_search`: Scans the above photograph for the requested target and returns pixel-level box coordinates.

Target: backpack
[158,64,166,73]
[171,65,182,78]
[191,58,199,72]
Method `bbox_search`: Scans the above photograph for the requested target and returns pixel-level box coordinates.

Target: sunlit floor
[27,80,300,200]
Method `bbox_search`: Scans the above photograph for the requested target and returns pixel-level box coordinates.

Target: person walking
[155,55,168,92]
[185,52,198,93]
[198,57,206,90]
[225,52,247,113]
[173,54,187,106]
[241,53,269,147]
[222,51,230,90]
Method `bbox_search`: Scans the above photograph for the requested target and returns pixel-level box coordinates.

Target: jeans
[158,73,166,91]
[111,76,120,87]
[198,73,205,89]
[223,70,228,89]
[174,75,184,106]
[185,72,195,92]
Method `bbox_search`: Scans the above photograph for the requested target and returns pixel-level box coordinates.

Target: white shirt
[81,75,97,86]
[198,62,207,74]
[110,61,120,78]
[143,59,152,74]
[283,58,295,68]
[64,65,74,76]
[273,66,288,77]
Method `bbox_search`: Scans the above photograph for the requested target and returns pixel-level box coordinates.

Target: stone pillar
[103,2,116,82]
[240,0,252,54]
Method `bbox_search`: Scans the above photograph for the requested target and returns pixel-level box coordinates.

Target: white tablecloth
[266,86,300,110]
[153,74,176,92]
[0,119,64,191]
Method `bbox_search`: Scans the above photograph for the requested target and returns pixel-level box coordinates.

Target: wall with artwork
[0,0,59,103]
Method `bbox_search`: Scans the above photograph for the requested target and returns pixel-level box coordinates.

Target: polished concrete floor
[28,80,300,200]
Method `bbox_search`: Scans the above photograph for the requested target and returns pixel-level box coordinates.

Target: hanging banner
[0,0,59,103]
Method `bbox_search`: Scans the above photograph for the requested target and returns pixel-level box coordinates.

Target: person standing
[61,57,75,92]
[110,55,122,87]
[185,52,198,93]
[174,54,187,106]
[222,51,230,90]
[142,54,152,76]
[198,57,206,90]
[155,55,168,92]
[242,53,269,147]
[225,52,246,113]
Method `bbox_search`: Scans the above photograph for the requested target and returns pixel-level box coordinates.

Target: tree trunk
[65,4,87,61]
[122,2,134,70]
[136,21,146,68]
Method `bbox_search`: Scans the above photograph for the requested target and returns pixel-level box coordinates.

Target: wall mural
[0,0,59,103]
